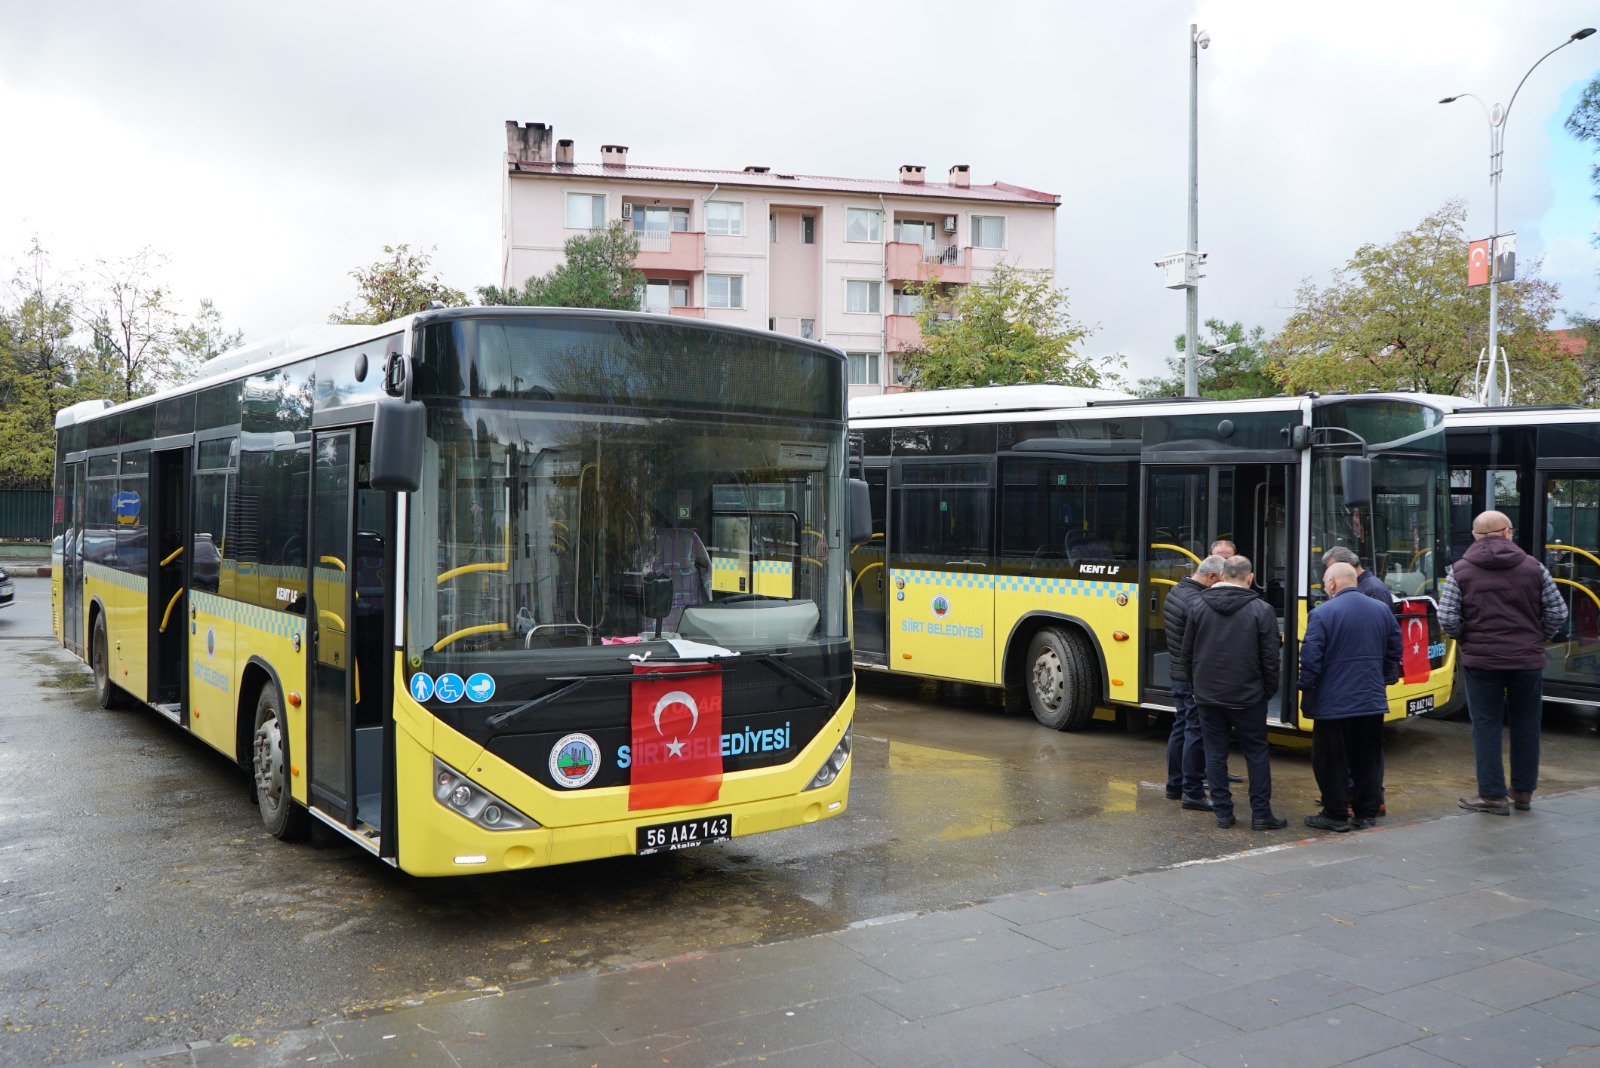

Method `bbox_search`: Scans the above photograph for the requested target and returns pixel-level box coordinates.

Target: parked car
[0,564,13,609]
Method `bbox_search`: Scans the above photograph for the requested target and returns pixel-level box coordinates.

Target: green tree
[174,297,244,367]
[895,263,1111,390]
[1565,72,1600,249]
[1,241,90,486]
[1263,200,1577,403]
[331,244,467,325]
[77,247,196,402]
[1135,318,1273,399]
[480,222,643,310]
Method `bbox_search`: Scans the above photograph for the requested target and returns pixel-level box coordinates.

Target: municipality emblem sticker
[550,733,601,788]
[206,626,216,660]
[931,594,951,618]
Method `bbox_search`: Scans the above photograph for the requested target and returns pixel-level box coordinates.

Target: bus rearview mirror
[1341,455,1373,509]
[370,398,424,493]
[848,478,873,545]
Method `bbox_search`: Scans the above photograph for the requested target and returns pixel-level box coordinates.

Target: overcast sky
[3,1,1598,383]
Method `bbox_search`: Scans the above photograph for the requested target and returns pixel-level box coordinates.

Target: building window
[971,215,1006,249]
[801,215,816,244]
[629,205,689,233]
[846,208,882,243]
[769,214,777,243]
[706,274,744,309]
[894,219,936,246]
[769,317,777,330]
[892,289,925,316]
[641,279,692,314]
[566,192,605,229]
[800,318,815,339]
[706,201,744,236]
[847,352,881,385]
[846,280,881,314]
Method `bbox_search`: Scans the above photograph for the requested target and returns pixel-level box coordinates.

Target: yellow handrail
[1552,577,1600,615]
[1150,577,1178,588]
[437,561,509,584]
[1149,543,1201,566]
[1546,544,1600,571]
[852,561,883,595]
[158,589,184,633]
[319,555,346,571]
[160,546,184,567]
[319,608,345,632]
[433,622,509,651]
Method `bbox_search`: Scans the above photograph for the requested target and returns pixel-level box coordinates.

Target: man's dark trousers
[1463,666,1544,798]
[1312,714,1383,820]
[1166,681,1206,798]
[1199,701,1271,821]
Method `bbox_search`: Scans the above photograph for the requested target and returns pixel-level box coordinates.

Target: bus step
[153,703,181,723]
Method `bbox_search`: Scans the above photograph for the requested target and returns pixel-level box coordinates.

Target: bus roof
[1446,403,1600,428]
[849,384,1134,420]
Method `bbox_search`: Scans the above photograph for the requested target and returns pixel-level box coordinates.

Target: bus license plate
[637,814,732,855]
[1405,695,1434,716]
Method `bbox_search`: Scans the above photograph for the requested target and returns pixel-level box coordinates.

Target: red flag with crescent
[629,663,723,810]
[1400,600,1431,685]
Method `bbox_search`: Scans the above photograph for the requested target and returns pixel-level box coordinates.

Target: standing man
[1209,539,1235,558]
[1441,510,1567,814]
[1299,562,1402,831]
[1180,555,1287,830]
[1165,554,1227,809]
[1323,546,1392,603]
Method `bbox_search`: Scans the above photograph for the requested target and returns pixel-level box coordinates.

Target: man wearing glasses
[1439,511,1567,815]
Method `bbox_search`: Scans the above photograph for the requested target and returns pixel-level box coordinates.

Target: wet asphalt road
[2,573,1598,1066]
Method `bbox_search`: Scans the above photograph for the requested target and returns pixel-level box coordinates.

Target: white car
[0,565,12,609]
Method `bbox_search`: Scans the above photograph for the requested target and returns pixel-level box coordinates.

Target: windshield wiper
[484,663,722,731]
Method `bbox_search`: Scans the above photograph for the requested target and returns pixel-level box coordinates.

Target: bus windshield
[408,401,847,674]
[1309,439,1449,600]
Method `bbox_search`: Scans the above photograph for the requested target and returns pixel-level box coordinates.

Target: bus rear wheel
[252,686,308,840]
[91,614,125,709]
[1025,627,1095,731]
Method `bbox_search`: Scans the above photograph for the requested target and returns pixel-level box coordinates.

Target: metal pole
[1184,24,1200,397]
[1486,120,1500,405]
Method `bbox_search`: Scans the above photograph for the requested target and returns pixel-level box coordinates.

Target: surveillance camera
[1195,29,1211,49]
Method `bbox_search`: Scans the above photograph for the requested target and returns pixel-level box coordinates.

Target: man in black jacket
[1179,554,1287,830]
[1165,554,1226,809]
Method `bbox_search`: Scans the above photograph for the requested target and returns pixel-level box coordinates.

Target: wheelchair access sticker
[435,674,466,703]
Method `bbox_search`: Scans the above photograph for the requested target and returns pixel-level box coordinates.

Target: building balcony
[885,241,970,285]
[633,230,704,275]
[886,314,922,353]
[668,305,705,319]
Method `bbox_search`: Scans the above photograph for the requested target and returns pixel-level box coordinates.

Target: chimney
[948,164,970,188]
[506,121,553,164]
[555,139,574,166]
[899,164,926,184]
[601,144,629,167]
[743,165,770,174]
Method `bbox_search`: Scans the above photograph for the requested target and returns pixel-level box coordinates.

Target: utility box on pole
[1156,250,1206,290]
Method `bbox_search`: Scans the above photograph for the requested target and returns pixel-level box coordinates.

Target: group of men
[1163,511,1566,832]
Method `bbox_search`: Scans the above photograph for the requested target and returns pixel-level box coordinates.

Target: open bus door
[149,447,192,716]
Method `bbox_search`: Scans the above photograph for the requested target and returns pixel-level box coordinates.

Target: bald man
[1299,562,1402,831]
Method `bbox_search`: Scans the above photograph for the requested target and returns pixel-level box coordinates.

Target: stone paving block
[1186,1004,1425,1068]
[826,904,1018,955]
[861,946,1086,1021]
[1317,932,1516,993]
[1063,958,1230,1014]
[1159,904,1332,947]
[842,986,1114,1067]
[1358,984,1497,1035]
[1333,1045,1463,1067]
[723,1037,880,1067]
[1074,898,1209,936]
[1535,990,1600,1030]
[523,1031,717,1068]
[693,992,908,1063]
[1292,873,1455,918]
[1410,1004,1600,1068]
[1493,873,1600,922]
[1430,956,1595,1011]
[1183,930,1356,983]
[1011,913,1124,951]
[1461,906,1600,955]
[1179,967,1377,1032]
[1378,887,1544,933]
[928,1046,1059,1068]
[985,879,1162,924]
[1013,1003,1242,1068]
[853,925,1046,983]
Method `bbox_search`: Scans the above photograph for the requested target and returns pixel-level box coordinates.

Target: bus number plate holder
[637,814,732,855]
[1405,695,1434,716]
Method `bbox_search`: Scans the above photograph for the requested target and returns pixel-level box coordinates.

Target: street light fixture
[1440,26,1595,405]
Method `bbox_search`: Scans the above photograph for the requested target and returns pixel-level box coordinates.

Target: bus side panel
[86,562,149,697]
[187,591,239,755]
[994,576,1138,703]
[51,556,63,643]
[891,567,996,684]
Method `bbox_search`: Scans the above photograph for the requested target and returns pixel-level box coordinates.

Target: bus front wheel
[252,686,308,840]
[91,614,125,710]
[1025,628,1095,731]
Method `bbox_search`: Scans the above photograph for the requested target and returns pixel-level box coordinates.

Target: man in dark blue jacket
[1299,562,1402,831]
[1164,554,1226,808]
[1323,546,1393,604]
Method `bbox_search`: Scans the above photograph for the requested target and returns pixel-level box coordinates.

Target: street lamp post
[1184,24,1210,398]
[1440,27,1595,406]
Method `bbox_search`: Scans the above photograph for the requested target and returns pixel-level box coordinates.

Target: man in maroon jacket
[1439,510,1568,814]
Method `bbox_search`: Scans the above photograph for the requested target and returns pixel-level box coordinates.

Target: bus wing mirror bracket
[1282,425,1312,450]
[382,351,411,400]
[371,398,425,493]
[848,478,873,545]
[1341,455,1373,510]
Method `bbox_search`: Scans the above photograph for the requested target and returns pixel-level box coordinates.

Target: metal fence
[0,489,51,541]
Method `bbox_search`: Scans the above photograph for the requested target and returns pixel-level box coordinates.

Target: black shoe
[1227,774,1244,784]
[1304,813,1351,832]
[1165,787,1183,800]
[1181,794,1214,811]
[1251,814,1288,831]
[1216,814,1236,828]
[1350,817,1378,830]
[1459,796,1510,816]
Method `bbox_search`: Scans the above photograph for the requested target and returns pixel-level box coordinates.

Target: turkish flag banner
[629,663,724,811]
[1467,239,1490,288]
[1400,601,1432,685]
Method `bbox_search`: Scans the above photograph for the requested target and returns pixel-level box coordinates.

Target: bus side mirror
[1341,455,1372,509]
[1281,425,1311,450]
[371,398,424,492]
[849,478,873,545]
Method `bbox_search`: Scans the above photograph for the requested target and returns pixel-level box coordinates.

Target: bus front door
[1141,467,1210,706]
[149,448,191,714]
[63,461,85,656]
[1538,471,1600,705]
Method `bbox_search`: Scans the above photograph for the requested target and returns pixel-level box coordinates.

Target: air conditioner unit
[943,216,958,233]
[621,203,633,220]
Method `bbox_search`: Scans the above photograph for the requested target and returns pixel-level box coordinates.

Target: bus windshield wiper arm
[485,665,723,731]
[712,651,833,703]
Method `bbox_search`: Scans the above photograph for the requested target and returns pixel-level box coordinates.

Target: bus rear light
[433,759,540,831]
[804,727,852,791]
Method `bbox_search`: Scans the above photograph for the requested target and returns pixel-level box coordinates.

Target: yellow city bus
[849,385,1454,735]
[52,308,860,875]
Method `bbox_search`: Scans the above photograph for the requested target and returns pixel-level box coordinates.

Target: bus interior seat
[1065,531,1115,566]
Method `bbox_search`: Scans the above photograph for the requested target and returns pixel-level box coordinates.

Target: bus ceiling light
[805,727,852,790]
[433,758,540,831]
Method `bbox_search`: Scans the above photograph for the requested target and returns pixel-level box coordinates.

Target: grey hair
[1322,545,1361,569]
[1222,555,1253,582]
[1195,554,1227,577]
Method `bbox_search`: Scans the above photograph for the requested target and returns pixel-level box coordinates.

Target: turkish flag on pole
[1467,239,1491,288]
[629,664,724,811]
[1400,601,1432,685]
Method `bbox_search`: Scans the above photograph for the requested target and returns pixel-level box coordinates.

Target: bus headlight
[433,759,540,831]
[804,727,851,790]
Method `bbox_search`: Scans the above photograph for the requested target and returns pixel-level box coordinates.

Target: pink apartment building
[501,121,1060,397]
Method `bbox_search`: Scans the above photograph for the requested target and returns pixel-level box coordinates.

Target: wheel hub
[1033,650,1063,711]
[254,718,285,806]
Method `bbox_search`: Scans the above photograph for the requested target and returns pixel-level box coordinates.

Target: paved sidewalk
[78,789,1600,1068]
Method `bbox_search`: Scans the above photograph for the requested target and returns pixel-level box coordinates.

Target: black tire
[91,613,125,709]
[1025,627,1097,731]
[252,685,308,840]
